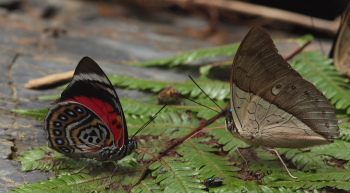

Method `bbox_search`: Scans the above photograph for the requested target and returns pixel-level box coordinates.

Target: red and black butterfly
[44,57,136,161]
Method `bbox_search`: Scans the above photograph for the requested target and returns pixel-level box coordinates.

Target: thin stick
[170,0,340,34]
[25,70,74,89]
[284,40,312,61]
[184,127,225,141]
[138,147,161,162]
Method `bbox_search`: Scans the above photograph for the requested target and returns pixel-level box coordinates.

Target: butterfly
[332,5,350,75]
[226,26,340,149]
[44,57,137,162]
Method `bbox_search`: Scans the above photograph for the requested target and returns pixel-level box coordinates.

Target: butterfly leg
[108,162,119,186]
[268,148,298,179]
[236,147,248,165]
[71,158,96,175]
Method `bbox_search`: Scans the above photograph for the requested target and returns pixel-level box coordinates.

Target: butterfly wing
[44,57,128,157]
[333,6,350,75]
[228,27,339,148]
[45,101,113,157]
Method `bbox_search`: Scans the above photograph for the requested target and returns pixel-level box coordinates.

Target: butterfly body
[44,57,136,161]
[226,27,340,148]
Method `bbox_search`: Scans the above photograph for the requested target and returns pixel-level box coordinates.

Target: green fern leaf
[132,179,163,193]
[150,157,206,193]
[283,149,330,171]
[268,169,350,190]
[132,43,240,67]
[290,51,350,112]
[131,36,310,68]
[109,75,174,92]
[36,75,230,102]
[18,146,84,172]
[12,172,136,193]
[15,150,144,192]
[135,111,200,162]
[338,114,350,142]
[178,139,241,189]
[311,140,350,161]
[204,120,250,155]
[38,94,60,100]
[11,108,49,120]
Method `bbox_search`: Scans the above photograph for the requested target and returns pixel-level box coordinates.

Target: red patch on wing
[67,96,125,147]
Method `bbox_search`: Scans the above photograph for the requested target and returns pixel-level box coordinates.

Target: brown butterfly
[226,26,340,178]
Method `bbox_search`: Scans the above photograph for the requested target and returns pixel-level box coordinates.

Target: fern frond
[13,172,139,193]
[268,169,350,191]
[283,149,331,171]
[311,140,350,161]
[131,36,310,67]
[178,139,241,189]
[135,111,200,162]
[150,157,206,193]
[18,146,91,172]
[205,120,249,155]
[338,114,350,142]
[132,179,163,193]
[132,43,240,67]
[110,75,230,100]
[11,108,49,120]
[291,51,350,112]
[15,148,144,192]
[38,94,60,100]
[37,75,230,102]
[109,75,177,92]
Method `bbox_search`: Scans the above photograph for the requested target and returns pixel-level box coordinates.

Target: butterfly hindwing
[45,101,114,157]
[228,27,339,148]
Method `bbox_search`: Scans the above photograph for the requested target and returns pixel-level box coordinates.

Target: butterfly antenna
[179,93,221,114]
[187,75,225,113]
[131,104,167,140]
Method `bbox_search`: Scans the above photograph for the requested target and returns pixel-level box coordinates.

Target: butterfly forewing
[228,27,339,148]
[58,57,127,148]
